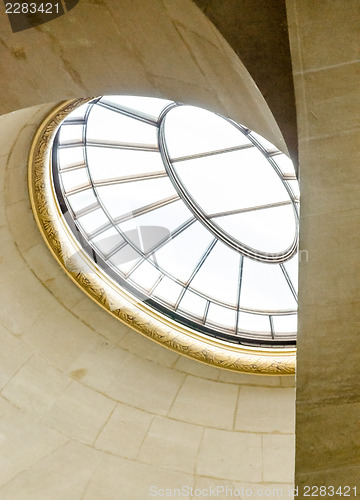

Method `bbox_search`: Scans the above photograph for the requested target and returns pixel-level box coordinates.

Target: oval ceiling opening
[29,96,299,374]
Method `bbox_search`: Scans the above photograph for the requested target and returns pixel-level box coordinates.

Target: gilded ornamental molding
[28,99,296,375]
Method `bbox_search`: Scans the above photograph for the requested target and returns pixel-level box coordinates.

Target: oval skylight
[51,96,299,347]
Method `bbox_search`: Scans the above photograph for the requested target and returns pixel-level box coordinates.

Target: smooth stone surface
[287,0,360,491]
[0,3,298,494]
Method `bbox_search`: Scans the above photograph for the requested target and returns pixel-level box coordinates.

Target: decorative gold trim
[28,99,296,375]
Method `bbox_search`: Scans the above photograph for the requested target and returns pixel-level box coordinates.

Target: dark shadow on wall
[194,0,298,169]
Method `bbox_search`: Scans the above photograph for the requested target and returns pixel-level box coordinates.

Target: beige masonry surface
[0,105,296,498]
[286,0,360,491]
[0,0,288,154]
[0,0,298,496]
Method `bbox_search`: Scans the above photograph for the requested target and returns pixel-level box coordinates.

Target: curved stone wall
[0,105,295,498]
[0,0,288,154]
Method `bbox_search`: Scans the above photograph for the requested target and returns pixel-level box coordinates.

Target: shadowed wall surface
[194,0,298,166]
[286,0,360,491]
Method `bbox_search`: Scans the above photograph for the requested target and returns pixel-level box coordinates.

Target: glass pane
[190,241,240,306]
[108,245,142,276]
[58,124,84,145]
[118,200,193,254]
[215,204,297,253]
[240,258,297,311]
[178,290,207,319]
[86,104,158,146]
[250,131,278,153]
[77,208,109,235]
[152,276,183,307]
[274,153,296,177]
[206,303,236,331]
[164,105,251,158]
[237,312,271,333]
[67,189,97,214]
[86,147,165,182]
[58,147,85,169]
[67,103,90,121]
[117,225,168,255]
[96,176,177,220]
[272,314,297,334]
[129,261,162,292]
[53,97,300,346]
[152,221,214,283]
[173,148,290,215]
[60,168,90,193]
[91,227,124,257]
[100,96,173,120]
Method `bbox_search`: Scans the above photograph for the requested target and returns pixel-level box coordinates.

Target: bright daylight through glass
[52,96,299,347]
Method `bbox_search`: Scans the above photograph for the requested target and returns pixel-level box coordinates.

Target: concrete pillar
[287,0,360,491]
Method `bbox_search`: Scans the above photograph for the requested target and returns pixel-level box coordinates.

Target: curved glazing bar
[28,98,297,373]
[49,96,299,348]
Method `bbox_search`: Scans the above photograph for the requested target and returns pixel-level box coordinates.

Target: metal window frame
[54,97,299,344]
[28,97,297,374]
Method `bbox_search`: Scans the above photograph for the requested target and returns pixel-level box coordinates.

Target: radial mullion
[124,254,145,279]
[186,238,217,285]
[208,200,293,219]
[247,134,279,157]
[174,238,217,310]
[97,100,159,127]
[102,239,127,260]
[51,97,300,349]
[87,222,113,239]
[59,163,87,173]
[235,255,244,335]
[86,141,158,152]
[68,127,164,255]
[64,118,87,126]
[145,217,196,259]
[83,117,146,258]
[202,301,210,324]
[113,194,180,225]
[170,142,254,163]
[267,150,282,158]
[93,171,167,188]
[148,274,165,296]
[58,141,85,149]
[64,183,93,197]
[85,220,114,240]
[280,263,298,302]
[72,202,100,219]
[146,261,186,288]
[269,316,275,339]
[56,137,86,200]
